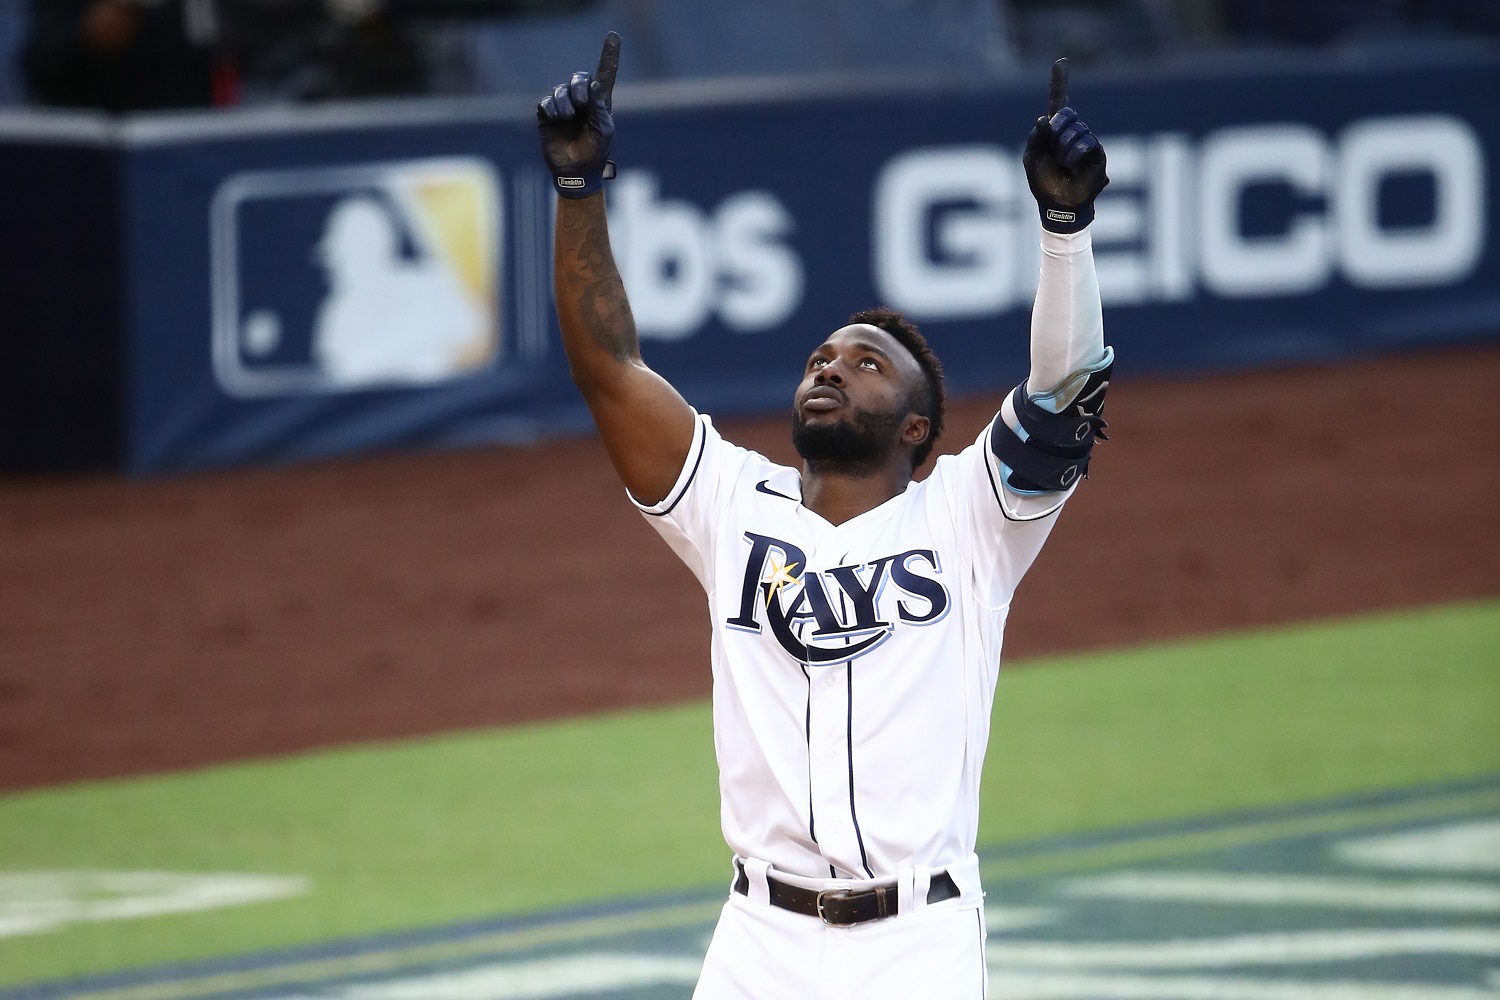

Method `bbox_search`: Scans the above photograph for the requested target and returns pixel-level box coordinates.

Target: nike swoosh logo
[755,479,799,502]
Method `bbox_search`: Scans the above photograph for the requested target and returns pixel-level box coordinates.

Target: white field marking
[1336,820,1500,873]
[1064,871,1500,911]
[276,953,702,1000]
[985,927,1500,968]
[984,970,1500,1000]
[0,870,309,937]
[985,905,1059,931]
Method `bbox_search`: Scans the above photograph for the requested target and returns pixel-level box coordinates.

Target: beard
[791,403,907,474]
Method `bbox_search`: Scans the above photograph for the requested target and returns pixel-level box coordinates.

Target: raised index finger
[595,32,621,108]
[1048,57,1069,117]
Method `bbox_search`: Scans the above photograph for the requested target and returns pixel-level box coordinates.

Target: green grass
[0,600,1496,985]
[982,599,1500,841]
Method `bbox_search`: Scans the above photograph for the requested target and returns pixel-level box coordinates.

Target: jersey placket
[805,658,868,878]
[801,551,875,880]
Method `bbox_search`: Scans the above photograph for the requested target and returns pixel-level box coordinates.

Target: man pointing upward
[539,36,1113,999]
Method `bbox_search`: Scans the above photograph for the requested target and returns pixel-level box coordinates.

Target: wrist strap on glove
[1038,200,1094,234]
[554,161,617,199]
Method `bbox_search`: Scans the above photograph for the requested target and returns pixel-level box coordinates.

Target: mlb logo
[210,157,502,398]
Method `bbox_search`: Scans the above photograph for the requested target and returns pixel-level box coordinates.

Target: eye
[859,358,880,371]
[809,357,829,369]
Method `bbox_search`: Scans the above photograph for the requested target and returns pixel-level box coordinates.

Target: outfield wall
[1,44,1497,473]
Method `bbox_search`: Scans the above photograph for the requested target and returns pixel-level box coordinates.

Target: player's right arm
[538,33,697,507]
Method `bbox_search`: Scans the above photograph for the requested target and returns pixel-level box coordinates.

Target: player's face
[791,325,926,468]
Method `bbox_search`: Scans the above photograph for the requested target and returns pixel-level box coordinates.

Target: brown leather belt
[733,860,961,926]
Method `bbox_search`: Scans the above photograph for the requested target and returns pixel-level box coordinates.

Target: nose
[814,360,847,386]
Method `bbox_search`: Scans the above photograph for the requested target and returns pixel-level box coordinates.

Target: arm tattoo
[558,204,638,363]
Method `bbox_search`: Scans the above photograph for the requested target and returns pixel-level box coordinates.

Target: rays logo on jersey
[209,157,501,398]
[725,532,951,664]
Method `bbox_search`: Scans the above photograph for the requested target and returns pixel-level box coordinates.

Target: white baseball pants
[692,858,987,1000]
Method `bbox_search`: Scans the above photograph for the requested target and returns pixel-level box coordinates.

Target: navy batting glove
[1022,59,1109,234]
[537,32,621,198]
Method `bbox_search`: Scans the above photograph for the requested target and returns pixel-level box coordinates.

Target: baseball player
[538,34,1111,999]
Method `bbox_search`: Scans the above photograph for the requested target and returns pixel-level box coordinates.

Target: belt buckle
[814,888,851,925]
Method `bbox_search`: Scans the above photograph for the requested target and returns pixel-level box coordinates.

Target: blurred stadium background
[0,1,1497,997]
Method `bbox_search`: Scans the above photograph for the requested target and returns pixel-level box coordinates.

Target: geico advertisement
[609,113,1487,337]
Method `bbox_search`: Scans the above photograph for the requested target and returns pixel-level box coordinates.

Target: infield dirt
[1,343,1497,791]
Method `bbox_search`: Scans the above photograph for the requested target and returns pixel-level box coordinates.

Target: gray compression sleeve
[1028,227,1106,398]
[992,225,1108,514]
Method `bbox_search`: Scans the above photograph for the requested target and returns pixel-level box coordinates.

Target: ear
[902,413,930,448]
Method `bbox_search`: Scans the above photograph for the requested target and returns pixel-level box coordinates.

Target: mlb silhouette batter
[312,194,485,388]
[538,34,1112,998]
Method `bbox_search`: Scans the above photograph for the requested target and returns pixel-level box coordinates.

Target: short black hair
[847,306,946,469]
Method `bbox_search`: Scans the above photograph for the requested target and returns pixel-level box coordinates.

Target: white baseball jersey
[634,413,1070,881]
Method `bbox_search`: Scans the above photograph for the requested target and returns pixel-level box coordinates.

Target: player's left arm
[991,58,1114,512]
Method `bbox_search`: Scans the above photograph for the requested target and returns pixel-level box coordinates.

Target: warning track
[0,342,1497,792]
